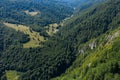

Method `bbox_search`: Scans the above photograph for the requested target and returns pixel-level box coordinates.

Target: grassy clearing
[45,23,59,36]
[3,22,45,48]
[6,70,20,80]
[45,16,71,36]
[24,10,40,16]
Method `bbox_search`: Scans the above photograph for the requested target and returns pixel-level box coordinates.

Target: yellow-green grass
[5,70,20,80]
[24,10,40,16]
[3,22,45,48]
[45,23,59,36]
[45,14,74,36]
[45,18,67,36]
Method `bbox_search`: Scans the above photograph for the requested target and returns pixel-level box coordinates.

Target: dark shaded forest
[0,0,120,80]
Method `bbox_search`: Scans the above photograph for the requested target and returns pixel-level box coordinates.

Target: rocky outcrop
[89,41,97,49]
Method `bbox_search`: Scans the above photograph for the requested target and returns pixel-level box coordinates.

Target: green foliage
[1,0,120,80]
[0,0,73,32]
[19,34,30,44]
[0,24,28,49]
[52,27,120,80]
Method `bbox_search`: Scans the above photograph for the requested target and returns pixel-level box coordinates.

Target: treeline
[0,24,76,79]
[59,0,120,45]
[0,0,120,80]
[0,0,73,33]
[53,0,120,79]
[53,26,120,80]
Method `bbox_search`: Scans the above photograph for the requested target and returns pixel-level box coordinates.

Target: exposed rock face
[79,49,85,54]
[88,63,91,67]
[78,31,120,55]
[78,41,97,55]
[89,41,97,49]
[107,32,119,43]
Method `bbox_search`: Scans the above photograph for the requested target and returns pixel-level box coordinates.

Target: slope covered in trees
[53,22,120,80]
[52,0,120,79]
[0,0,120,80]
[0,0,73,35]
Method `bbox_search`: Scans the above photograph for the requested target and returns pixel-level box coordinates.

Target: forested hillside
[0,0,120,80]
[0,0,73,35]
[53,18,120,80]
[53,0,120,79]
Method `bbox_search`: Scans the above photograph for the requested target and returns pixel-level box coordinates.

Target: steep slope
[3,22,45,48]
[53,26,120,80]
[0,0,120,80]
[59,0,120,44]
[52,0,120,79]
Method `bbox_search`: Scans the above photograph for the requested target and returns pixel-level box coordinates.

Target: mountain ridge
[0,0,120,80]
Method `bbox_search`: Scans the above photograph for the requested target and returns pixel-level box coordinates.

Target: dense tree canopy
[0,0,120,80]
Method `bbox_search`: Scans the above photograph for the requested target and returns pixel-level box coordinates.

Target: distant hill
[0,0,73,26]
[0,0,120,80]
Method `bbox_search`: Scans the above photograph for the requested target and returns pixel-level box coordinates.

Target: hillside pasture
[3,22,45,48]
[5,70,20,80]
